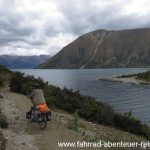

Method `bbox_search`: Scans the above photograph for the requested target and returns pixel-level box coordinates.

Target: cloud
[0,0,150,56]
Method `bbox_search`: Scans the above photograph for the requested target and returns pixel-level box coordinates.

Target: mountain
[0,55,50,69]
[39,28,150,69]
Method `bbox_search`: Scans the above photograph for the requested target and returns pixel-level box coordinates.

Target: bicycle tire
[38,114,47,130]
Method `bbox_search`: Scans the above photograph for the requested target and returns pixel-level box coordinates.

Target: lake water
[14,68,150,124]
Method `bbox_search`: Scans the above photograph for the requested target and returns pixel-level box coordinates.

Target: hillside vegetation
[0,65,12,87]
[0,65,10,150]
[0,65,10,127]
[118,71,150,82]
[10,71,150,139]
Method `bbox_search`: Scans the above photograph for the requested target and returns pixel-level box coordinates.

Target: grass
[117,74,137,78]
[136,71,150,82]
[66,110,80,131]
[0,115,8,129]
[0,65,9,128]
[0,65,12,88]
[117,71,150,82]
[0,77,3,87]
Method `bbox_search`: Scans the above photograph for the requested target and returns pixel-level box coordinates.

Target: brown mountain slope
[40,28,150,69]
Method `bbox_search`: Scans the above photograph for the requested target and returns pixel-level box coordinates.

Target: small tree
[72,109,79,131]
[67,109,80,131]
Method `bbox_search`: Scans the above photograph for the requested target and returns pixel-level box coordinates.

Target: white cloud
[0,0,150,56]
[122,0,150,16]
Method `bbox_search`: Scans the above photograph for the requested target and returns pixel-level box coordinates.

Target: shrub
[67,110,79,131]
[0,65,12,87]
[0,116,8,128]
[10,71,48,95]
[0,77,3,87]
[46,96,58,107]
[136,71,150,82]
[0,65,11,74]
[118,71,150,82]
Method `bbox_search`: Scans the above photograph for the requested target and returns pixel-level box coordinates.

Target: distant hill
[39,28,150,69]
[0,55,50,69]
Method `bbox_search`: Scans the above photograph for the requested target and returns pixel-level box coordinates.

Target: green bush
[114,113,150,138]
[10,72,48,95]
[118,71,150,82]
[0,77,3,87]
[136,71,150,82]
[67,110,80,131]
[0,116,8,128]
[46,96,58,107]
[0,65,11,74]
[0,65,12,87]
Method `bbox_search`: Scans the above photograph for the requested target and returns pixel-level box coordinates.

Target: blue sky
[0,0,150,56]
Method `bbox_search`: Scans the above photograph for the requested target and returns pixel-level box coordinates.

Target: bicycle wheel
[38,114,47,130]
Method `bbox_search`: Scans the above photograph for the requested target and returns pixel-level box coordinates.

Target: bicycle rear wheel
[38,114,47,130]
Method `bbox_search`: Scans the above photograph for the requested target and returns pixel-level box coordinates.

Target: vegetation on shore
[0,65,12,74]
[118,71,150,82]
[0,65,10,128]
[0,115,8,129]
[0,78,3,87]
[10,71,150,139]
[0,65,12,88]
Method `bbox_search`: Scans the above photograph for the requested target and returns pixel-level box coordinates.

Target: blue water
[13,68,150,124]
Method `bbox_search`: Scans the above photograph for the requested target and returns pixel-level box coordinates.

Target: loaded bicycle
[26,105,51,130]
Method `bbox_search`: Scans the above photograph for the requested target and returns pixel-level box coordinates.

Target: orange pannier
[37,104,49,113]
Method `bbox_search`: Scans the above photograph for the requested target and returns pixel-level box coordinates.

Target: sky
[0,0,150,56]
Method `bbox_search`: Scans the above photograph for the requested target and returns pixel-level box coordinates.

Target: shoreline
[99,76,150,85]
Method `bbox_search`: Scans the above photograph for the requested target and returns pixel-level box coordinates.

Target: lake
[13,68,150,124]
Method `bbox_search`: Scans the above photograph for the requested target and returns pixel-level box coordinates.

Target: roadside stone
[12,111,16,114]
[22,142,26,145]
[0,93,4,98]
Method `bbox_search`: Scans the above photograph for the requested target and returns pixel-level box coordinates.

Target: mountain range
[39,28,150,69]
[0,55,50,69]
